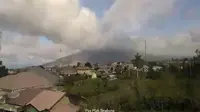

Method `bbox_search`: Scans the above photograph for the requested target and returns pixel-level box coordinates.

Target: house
[0,88,43,112]
[0,91,20,112]
[60,67,77,76]
[0,89,79,112]
[24,90,80,112]
[0,88,42,112]
[97,65,110,74]
[140,65,149,72]
[75,67,97,79]
[90,72,97,79]
[108,74,117,81]
[7,88,43,107]
[122,63,134,70]
[152,66,163,72]
[76,67,93,75]
[0,71,52,92]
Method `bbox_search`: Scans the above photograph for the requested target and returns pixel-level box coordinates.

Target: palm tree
[77,62,81,67]
[132,53,144,69]
[195,49,200,57]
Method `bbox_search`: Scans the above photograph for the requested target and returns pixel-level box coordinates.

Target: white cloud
[133,31,200,57]
[0,0,101,50]
[102,0,177,32]
[0,0,199,68]
[0,32,79,68]
[0,0,104,68]
[101,0,200,57]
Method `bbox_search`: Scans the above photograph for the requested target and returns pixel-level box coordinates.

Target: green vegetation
[85,62,92,68]
[63,51,200,111]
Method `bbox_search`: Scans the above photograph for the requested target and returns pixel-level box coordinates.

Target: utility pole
[145,40,147,64]
[144,40,147,79]
[190,59,192,77]
[0,31,2,52]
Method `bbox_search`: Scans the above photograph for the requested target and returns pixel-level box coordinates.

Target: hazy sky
[0,0,200,68]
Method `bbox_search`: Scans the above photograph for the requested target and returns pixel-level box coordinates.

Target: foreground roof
[27,90,65,111]
[50,97,75,112]
[27,66,59,84]
[0,72,51,90]
[51,103,80,112]
[7,88,43,106]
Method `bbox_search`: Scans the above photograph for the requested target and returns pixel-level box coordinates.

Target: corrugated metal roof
[0,72,51,90]
[27,90,65,111]
[27,67,59,85]
[7,88,43,106]
[51,103,80,112]
[50,97,79,112]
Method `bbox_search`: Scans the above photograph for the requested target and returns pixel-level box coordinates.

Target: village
[0,56,168,112]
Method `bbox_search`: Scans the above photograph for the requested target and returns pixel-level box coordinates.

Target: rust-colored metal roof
[7,88,43,106]
[27,90,65,111]
[50,97,80,112]
[51,104,80,112]
[27,66,59,84]
[0,72,51,90]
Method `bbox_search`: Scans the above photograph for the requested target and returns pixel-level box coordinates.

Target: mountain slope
[44,47,172,66]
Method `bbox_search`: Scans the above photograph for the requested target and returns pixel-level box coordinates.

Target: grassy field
[64,72,200,111]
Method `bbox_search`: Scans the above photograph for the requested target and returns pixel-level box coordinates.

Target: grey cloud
[189,29,200,42]
[0,0,101,50]
[102,0,177,32]
[133,31,200,57]
[0,0,199,68]
[0,31,75,68]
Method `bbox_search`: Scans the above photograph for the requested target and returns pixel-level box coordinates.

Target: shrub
[146,67,161,80]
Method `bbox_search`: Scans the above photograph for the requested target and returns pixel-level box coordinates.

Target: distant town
[0,49,200,112]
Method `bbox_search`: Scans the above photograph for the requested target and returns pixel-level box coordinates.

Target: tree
[77,62,81,67]
[123,66,128,72]
[132,53,144,69]
[85,62,92,68]
[94,63,100,71]
[148,61,157,67]
[192,49,200,77]
[181,58,190,76]
[39,65,45,69]
[169,64,179,73]
[195,49,200,57]
[146,66,161,80]
[115,64,122,74]
[110,67,113,71]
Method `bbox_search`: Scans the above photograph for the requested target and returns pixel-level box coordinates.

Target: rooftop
[60,67,77,74]
[27,66,59,84]
[76,66,92,70]
[7,88,43,106]
[0,71,51,91]
[27,90,65,111]
[50,97,79,112]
